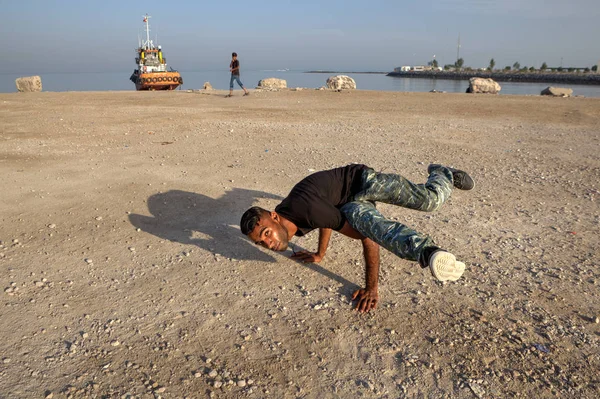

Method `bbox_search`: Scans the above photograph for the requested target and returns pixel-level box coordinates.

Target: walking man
[240,164,474,312]
[227,52,249,97]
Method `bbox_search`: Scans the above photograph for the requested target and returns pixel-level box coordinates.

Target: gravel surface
[1,89,599,398]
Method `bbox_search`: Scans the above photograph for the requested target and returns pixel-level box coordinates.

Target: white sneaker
[429,251,465,281]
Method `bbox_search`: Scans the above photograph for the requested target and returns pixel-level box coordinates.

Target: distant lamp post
[456,34,461,69]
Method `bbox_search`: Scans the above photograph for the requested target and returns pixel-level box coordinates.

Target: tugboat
[129,14,183,91]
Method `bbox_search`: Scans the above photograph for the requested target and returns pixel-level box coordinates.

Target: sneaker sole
[429,252,465,281]
[427,164,474,191]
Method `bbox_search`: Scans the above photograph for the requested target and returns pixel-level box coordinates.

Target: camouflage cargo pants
[340,166,454,266]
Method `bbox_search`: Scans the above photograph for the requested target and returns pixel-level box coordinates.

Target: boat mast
[143,14,152,49]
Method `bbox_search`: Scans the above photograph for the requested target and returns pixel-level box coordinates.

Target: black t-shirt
[230,59,240,76]
[275,164,367,236]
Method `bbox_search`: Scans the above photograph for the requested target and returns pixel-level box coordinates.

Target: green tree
[513,62,520,70]
[455,58,464,69]
[432,59,439,68]
[557,66,563,72]
[592,65,598,72]
[541,62,548,71]
[584,67,590,73]
[529,66,535,72]
[504,66,511,71]
[489,58,495,71]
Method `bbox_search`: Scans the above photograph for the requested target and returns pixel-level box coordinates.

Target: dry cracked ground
[0,89,599,398]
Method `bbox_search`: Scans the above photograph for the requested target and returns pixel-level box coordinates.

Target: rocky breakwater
[387,70,600,85]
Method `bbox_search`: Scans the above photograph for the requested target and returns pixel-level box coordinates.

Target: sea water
[2,70,600,97]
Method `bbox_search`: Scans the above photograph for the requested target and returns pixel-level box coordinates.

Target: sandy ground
[1,89,599,399]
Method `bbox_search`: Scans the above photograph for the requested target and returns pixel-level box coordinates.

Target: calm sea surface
[2,70,600,97]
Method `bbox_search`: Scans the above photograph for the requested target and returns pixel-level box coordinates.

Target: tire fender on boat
[178,77,183,84]
[152,77,157,83]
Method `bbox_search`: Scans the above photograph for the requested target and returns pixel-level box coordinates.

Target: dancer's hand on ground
[291,250,323,263]
[352,288,379,313]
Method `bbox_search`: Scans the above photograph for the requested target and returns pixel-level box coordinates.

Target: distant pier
[387,71,600,85]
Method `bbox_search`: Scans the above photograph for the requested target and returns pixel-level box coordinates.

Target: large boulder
[541,86,573,97]
[326,75,356,90]
[15,76,42,92]
[203,82,213,90]
[257,78,287,89]
[466,77,501,94]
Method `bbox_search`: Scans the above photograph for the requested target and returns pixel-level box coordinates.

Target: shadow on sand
[129,189,281,263]
[128,189,360,295]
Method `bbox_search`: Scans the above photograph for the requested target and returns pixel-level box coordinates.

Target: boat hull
[132,72,183,91]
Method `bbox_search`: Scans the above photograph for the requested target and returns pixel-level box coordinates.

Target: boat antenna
[143,14,151,49]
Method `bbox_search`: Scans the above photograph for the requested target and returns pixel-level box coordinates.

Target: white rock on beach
[326,75,356,90]
[15,76,42,92]
[203,82,213,90]
[541,86,573,97]
[257,78,287,89]
[467,77,501,94]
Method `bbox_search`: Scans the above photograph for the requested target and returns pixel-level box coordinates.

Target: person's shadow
[129,188,283,262]
[129,189,359,295]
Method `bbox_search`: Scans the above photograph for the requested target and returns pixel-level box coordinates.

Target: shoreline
[4,71,600,95]
[3,87,600,98]
[304,71,388,74]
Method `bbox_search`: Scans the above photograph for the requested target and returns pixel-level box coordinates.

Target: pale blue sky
[1,0,598,74]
